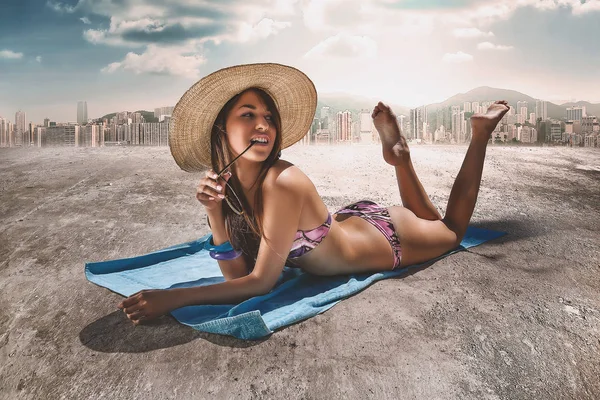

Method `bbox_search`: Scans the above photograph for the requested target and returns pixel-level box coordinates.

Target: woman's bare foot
[471,100,510,139]
[372,101,410,166]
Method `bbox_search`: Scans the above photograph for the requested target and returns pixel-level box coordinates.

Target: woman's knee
[441,217,465,247]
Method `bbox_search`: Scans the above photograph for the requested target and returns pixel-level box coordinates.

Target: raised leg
[387,101,510,267]
[372,102,442,221]
[442,100,510,240]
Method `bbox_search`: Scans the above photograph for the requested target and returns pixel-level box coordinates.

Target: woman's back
[261,160,397,275]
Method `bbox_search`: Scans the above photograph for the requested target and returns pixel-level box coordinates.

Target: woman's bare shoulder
[263,159,313,193]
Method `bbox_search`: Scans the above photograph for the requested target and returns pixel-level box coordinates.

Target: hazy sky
[1,0,599,123]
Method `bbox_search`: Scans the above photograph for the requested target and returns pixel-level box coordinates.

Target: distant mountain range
[318,87,600,120]
[98,110,158,123]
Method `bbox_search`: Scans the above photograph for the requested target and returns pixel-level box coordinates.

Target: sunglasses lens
[224,182,243,214]
[216,141,257,215]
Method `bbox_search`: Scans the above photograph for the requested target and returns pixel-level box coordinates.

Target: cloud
[304,0,365,31]
[80,17,91,24]
[237,18,291,42]
[302,0,600,40]
[84,17,227,47]
[100,45,206,79]
[304,0,437,38]
[304,33,377,59]
[0,49,24,59]
[458,0,600,22]
[442,51,473,63]
[378,0,479,10]
[523,0,600,14]
[72,1,294,77]
[571,0,600,15]
[46,1,75,13]
[477,41,514,50]
[36,56,42,63]
[72,1,294,49]
[452,27,494,38]
[84,27,130,47]
[57,1,288,79]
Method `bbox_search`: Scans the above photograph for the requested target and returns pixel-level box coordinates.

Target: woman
[119,63,509,324]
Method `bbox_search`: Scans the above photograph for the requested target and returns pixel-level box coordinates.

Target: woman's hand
[196,169,232,211]
[117,289,182,325]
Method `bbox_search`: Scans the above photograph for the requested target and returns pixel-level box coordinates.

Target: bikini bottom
[334,200,402,269]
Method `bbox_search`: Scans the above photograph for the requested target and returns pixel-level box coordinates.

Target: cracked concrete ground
[1,144,599,399]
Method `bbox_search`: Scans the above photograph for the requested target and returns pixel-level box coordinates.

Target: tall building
[45,125,80,146]
[517,101,528,114]
[520,107,528,121]
[435,108,445,131]
[550,121,562,142]
[451,109,466,143]
[116,111,129,125]
[463,102,472,113]
[77,101,88,125]
[398,115,406,133]
[359,110,373,143]
[566,107,584,122]
[80,124,105,147]
[529,113,536,125]
[316,106,332,144]
[15,110,26,146]
[434,125,446,142]
[43,117,50,127]
[154,106,175,122]
[141,121,170,146]
[409,106,427,141]
[0,117,9,147]
[33,126,45,147]
[520,126,537,143]
[581,116,598,134]
[131,112,144,124]
[535,100,547,121]
[337,110,352,142]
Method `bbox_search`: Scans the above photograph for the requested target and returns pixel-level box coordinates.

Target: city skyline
[1,98,597,148]
[1,0,600,123]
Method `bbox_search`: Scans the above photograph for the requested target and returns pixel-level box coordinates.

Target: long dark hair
[210,88,283,271]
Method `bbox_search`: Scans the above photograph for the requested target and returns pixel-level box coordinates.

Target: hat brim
[169,63,317,172]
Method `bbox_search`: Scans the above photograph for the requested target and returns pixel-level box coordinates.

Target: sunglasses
[215,140,258,216]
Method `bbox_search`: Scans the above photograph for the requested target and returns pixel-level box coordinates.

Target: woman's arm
[119,166,308,324]
[206,206,250,280]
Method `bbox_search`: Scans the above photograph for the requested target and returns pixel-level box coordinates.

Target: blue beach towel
[85,226,505,340]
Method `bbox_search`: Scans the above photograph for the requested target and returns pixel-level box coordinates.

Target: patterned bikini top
[287,213,332,260]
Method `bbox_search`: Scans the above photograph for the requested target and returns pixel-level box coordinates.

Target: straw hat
[169,63,317,172]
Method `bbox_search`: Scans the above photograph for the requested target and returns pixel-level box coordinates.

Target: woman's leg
[372,102,442,221]
[386,101,510,267]
[442,101,509,239]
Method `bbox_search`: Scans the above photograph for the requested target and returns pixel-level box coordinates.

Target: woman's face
[224,90,277,164]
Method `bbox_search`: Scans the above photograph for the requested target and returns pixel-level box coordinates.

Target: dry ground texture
[0,144,599,399]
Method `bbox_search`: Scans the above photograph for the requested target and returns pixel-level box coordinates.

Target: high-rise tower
[15,110,26,146]
[77,101,88,125]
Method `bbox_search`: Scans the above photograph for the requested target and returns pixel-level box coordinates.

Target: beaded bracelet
[203,234,234,252]
[209,249,243,260]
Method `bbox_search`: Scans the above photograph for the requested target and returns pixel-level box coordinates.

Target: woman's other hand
[117,289,181,325]
[196,169,232,211]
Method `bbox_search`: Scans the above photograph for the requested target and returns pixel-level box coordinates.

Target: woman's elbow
[247,272,276,296]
